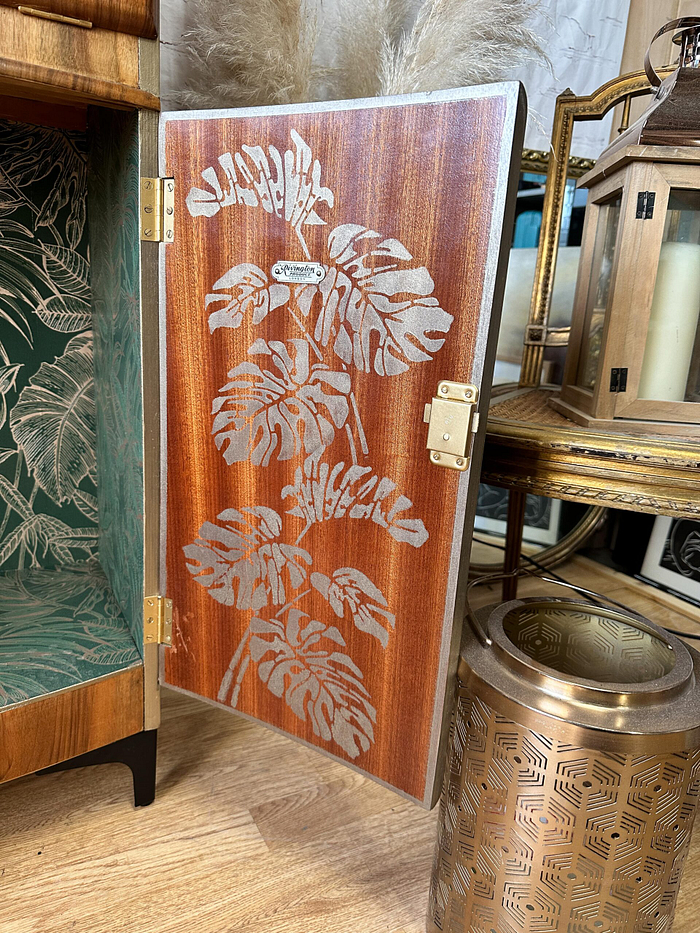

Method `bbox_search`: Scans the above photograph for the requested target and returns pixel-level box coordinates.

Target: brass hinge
[424,381,479,471]
[140,178,175,243]
[143,596,173,646]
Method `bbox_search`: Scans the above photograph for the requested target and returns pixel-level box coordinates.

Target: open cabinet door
[158,85,525,807]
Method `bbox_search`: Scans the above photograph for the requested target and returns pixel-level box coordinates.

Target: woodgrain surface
[161,91,518,804]
[0,0,158,37]
[0,6,159,110]
[3,561,700,933]
[0,666,143,784]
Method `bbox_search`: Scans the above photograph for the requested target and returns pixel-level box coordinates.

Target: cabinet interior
[0,101,144,712]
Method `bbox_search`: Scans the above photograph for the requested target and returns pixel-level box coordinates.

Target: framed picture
[640,516,700,605]
[474,485,562,547]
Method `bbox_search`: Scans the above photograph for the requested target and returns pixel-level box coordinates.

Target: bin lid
[460,597,700,755]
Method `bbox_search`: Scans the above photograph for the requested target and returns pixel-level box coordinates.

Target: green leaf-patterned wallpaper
[0,119,98,570]
[0,564,140,708]
[0,116,145,708]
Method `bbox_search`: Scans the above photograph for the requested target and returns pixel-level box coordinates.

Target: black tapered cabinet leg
[37,729,158,807]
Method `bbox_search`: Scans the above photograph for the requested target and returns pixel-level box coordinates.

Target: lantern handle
[645,17,700,88]
[464,570,639,649]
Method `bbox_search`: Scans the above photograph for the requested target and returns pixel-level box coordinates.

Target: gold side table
[479,385,700,599]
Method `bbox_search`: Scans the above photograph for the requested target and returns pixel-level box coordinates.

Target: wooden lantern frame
[551,144,700,435]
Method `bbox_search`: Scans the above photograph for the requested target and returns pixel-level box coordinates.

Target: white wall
[511,0,632,157]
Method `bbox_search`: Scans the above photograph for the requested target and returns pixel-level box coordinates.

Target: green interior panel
[0,113,144,708]
[88,108,144,656]
[0,564,140,707]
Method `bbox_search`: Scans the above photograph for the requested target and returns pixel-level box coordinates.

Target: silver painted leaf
[10,335,95,504]
[247,608,376,758]
[185,130,334,258]
[212,339,351,466]
[282,458,429,548]
[295,223,454,376]
[184,506,311,609]
[206,263,289,333]
[311,567,395,649]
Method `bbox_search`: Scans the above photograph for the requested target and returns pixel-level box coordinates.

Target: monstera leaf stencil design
[295,224,454,376]
[184,506,311,609]
[185,130,334,258]
[212,339,351,466]
[10,333,95,503]
[182,127,461,762]
[246,608,376,758]
[311,568,395,648]
[282,457,429,548]
[206,263,290,333]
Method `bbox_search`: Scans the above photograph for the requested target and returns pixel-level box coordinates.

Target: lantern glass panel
[638,189,700,403]
[576,195,622,390]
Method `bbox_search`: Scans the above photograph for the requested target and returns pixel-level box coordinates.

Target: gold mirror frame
[519,66,674,388]
[472,67,674,578]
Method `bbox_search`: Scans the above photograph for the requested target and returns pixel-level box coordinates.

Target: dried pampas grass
[379,0,543,96]
[327,0,411,101]
[180,0,544,109]
[180,0,320,109]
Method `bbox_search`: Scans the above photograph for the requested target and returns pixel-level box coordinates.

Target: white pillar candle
[638,241,700,401]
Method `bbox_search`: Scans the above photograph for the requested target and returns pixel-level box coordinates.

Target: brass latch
[424,381,479,471]
[140,178,175,243]
[143,596,173,646]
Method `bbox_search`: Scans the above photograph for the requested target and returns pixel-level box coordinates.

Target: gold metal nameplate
[271,261,325,284]
[424,381,479,471]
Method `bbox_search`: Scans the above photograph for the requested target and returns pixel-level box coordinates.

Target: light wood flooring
[3,556,700,933]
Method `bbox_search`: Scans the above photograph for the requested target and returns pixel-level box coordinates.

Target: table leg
[502,489,527,601]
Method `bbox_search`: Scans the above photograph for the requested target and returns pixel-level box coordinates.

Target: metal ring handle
[645,17,700,87]
[464,570,639,649]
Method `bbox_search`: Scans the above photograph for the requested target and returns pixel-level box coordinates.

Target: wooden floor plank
[3,557,700,933]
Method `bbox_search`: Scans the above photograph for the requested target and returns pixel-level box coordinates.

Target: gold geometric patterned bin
[429,590,700,933]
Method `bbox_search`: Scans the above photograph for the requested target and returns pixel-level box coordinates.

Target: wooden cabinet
[0,10,525,809]
[0,0,157,37]
[0,5,158,110]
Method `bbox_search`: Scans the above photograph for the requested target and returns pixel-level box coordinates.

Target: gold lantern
[551,19,700,436]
